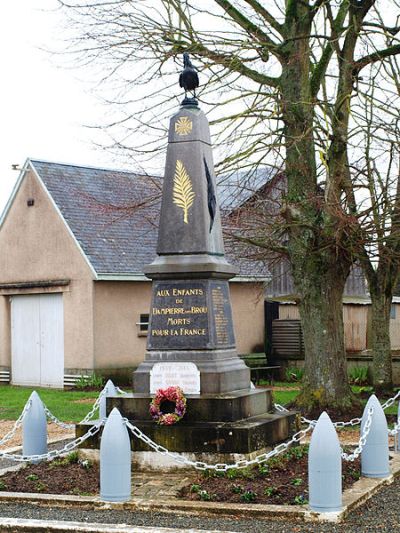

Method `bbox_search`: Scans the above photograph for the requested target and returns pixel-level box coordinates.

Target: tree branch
[167,38,280,87]
[214,0,281,56]
[310,0,350,97]
[242,0,284,36]
[353,44,400,73]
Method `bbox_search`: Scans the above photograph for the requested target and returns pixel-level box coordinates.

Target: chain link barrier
[0,421,104,463]
[125,419,313,472]
[0,400,32,447]
[2,386,399,468]
[275,404,362,428]
[43,406,75,430]
[389,420,400,437]
[42,388,106,430]
[341,407,373,461]
[0,388,106,455]
[275,387,400,435]
[381,389,400,411]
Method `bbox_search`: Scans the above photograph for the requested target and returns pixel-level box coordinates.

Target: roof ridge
[29,157,162,178]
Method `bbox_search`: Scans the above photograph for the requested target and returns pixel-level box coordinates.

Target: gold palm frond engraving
[173,160,195,224]
[175,117,192,135]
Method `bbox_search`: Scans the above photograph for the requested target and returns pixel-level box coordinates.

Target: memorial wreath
[149,386,187,425]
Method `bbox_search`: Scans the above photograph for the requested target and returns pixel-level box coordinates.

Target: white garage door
[11,293,64,388]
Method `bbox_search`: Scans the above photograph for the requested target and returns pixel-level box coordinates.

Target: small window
[391,305,396,320]
[137,314,149,334]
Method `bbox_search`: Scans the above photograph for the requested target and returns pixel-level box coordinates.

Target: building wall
[93,281,152,376]
[0,169,95,373]
[93,280,265,379]
[230,282,265,354]
[389,304,400,348]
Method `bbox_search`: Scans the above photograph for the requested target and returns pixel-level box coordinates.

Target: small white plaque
[150,362,200,394]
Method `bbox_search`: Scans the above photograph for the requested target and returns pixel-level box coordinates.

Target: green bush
[284,366,304,382]
[348,366,369,385]
[74,373,104,390]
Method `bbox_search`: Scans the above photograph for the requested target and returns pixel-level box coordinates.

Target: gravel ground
[0,421,74,450]
[0,476,400,532]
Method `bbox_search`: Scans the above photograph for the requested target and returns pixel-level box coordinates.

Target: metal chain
[43,406,75,430]
[388,420,400,437]
[42,388,106,429]
[125,419,313,472]
[0,421,104,463]
[274,404,361,428]
[0,400,32,447]
[274,403,289,413]
[276,387,400,427]
[341,407,373,461]
[116,387,128,395]
[381,389,400,410]
[79,389,105,423]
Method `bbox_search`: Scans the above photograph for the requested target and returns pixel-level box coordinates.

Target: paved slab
[0,517,237,533]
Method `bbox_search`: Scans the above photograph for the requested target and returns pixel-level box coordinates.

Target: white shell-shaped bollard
[22,391,47,459]
[99,379,118,420]
[100,407,131,502]
[361,394,390,478]
[308,411,342,513]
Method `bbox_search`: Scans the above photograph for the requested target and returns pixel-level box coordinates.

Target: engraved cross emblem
[175,117,192,136]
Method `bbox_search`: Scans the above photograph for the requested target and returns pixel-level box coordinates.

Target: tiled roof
[218,167,275,210]
[30,160,269,279]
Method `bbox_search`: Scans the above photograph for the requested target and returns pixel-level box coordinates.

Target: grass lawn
[271,384,399,416]
[0,385,100,422]
[0,383,398,423]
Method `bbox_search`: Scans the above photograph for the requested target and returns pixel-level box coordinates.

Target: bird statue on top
[179,52,199,106]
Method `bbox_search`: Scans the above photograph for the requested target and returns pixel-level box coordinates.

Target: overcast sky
[0,1,115,212]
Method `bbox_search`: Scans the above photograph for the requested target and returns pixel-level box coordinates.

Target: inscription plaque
[150,362,200,394]
[210,280,235,347]
[147,279,235,350]
[148,280,210,350]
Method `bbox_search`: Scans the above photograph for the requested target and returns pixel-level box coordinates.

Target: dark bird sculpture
[204,158,216,232]
[179,52,199,98]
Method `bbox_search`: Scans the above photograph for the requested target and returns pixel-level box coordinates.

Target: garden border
[0,453,399,524]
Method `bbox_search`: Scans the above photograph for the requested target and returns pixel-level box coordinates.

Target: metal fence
[1,380,399,513]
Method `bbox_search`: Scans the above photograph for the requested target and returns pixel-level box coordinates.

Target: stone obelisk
[133,90,250,394]
[85,58,295,461]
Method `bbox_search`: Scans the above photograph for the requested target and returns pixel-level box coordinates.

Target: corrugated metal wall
[273,303,400,353]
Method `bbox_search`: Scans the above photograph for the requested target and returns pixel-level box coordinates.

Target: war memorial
[79,56,295,463]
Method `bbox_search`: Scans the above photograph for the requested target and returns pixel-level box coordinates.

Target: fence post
[308,411,342,513]
[395,401,400,453]
[22,391,47,459]
[100,407,131,502]
[361,394,390,478]
[99,379,118,420]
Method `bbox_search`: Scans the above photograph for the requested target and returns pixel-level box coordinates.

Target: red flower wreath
[149,386,187,425]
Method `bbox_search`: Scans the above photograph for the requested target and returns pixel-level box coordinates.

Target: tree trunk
[369,287,393,394]
[278,1,356,411]
[293,258,356,411]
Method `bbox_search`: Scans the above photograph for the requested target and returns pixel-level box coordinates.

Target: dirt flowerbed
[180,445,361,506]
[0,453,99,496]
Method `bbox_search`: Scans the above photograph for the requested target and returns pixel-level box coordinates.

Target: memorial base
[133,351,250,394]
[76,389,297,456]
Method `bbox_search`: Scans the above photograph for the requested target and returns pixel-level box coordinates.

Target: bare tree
[349,48,400,394]
[57,0,400,410]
